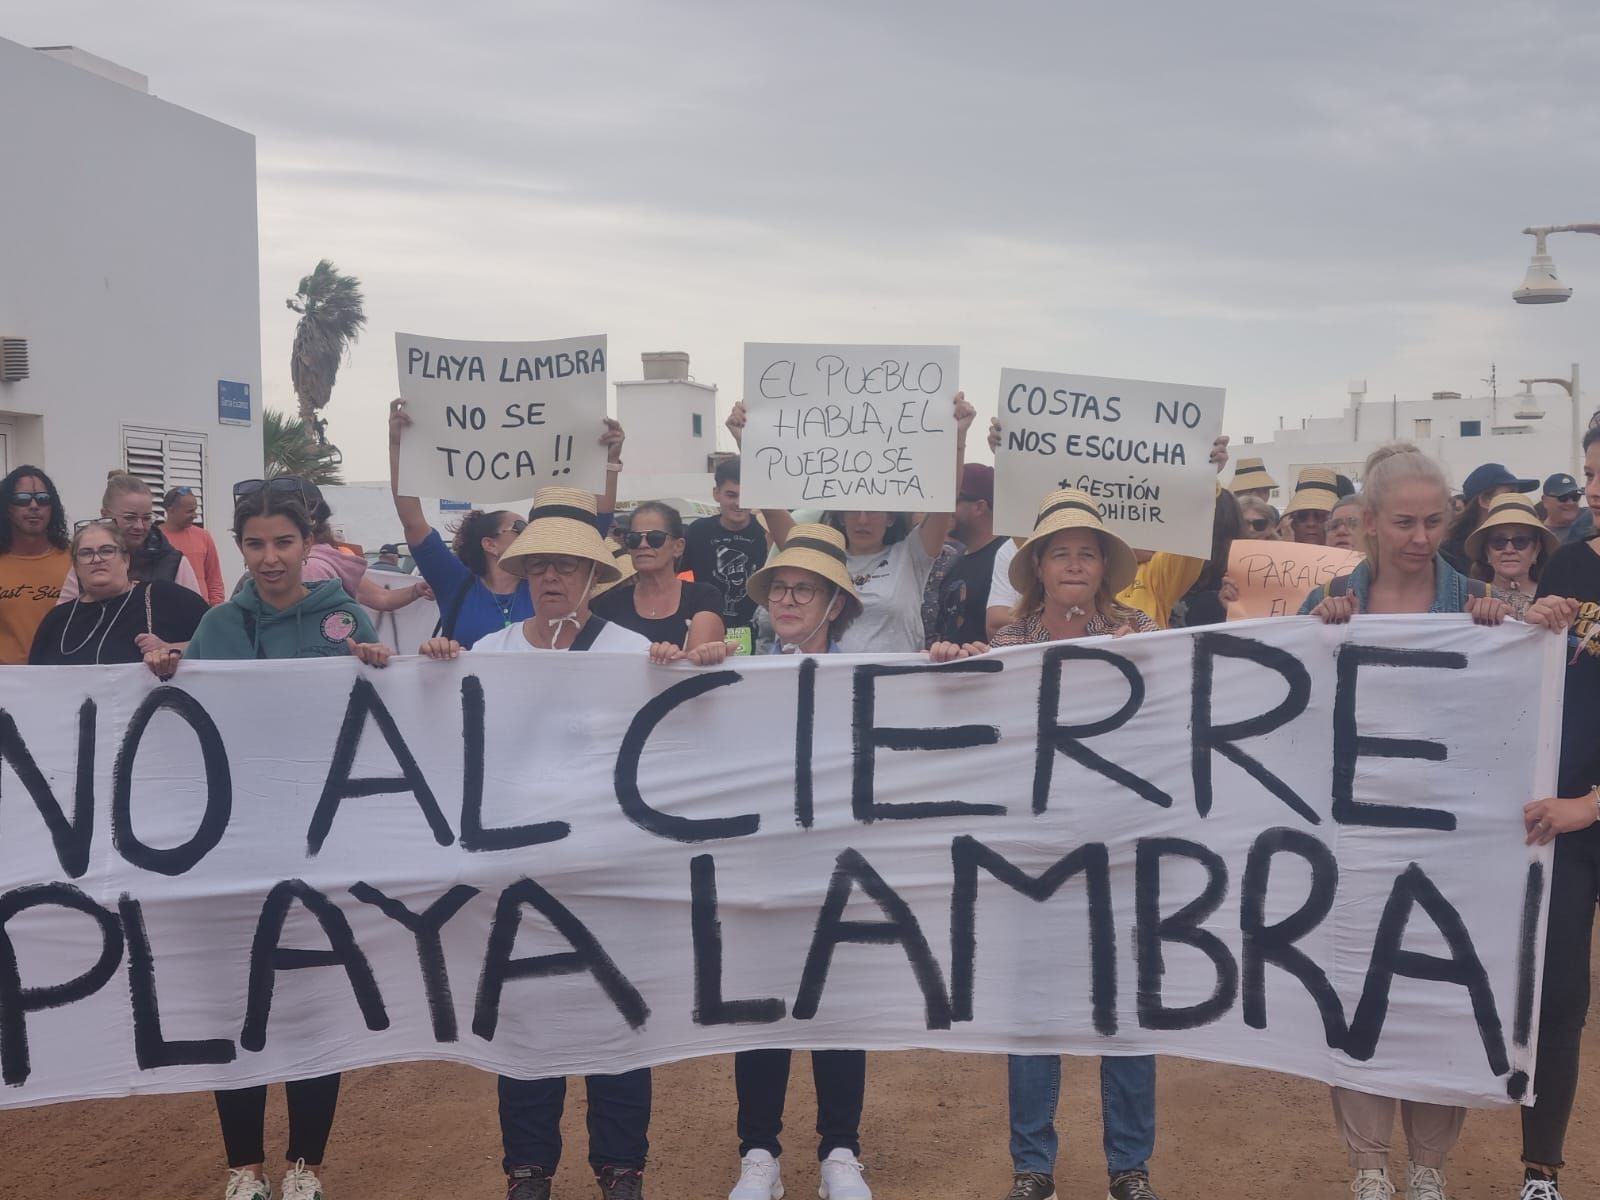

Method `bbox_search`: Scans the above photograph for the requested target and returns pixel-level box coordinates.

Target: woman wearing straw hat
[720,522,875,1200]
[1464,493,1556,619]
[724,393,977,653]
[420,487,653,1200]
[1229,456,1277,502]
[1299,444,1573,1200]
[1282,466,1341,545]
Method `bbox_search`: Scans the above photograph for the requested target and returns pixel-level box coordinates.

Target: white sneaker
[278,1160,324,1200]
[1351,1169,1395,1200]
[1521,1174,1564,1200]
[1406,1162,1446,1200]
[818,1149,870,1200]
[225,1170,272,1200]
[730,1149,785,1200]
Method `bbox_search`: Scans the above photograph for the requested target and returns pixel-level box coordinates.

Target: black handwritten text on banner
[993,369,1226,557]
[0,616,1561,1109]
[741,343,959,511]
[395,332,607,503]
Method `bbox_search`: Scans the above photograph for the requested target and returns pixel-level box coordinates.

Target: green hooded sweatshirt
[186,579,378,661]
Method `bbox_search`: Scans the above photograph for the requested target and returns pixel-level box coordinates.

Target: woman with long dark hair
[0,464,70,664]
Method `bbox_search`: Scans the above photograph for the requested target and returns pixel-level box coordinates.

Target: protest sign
[395,332,607,503]
[741,344,959,511]
[1226,543,1364,620]
[0,616,1561,1110]
[993,370,1226,557]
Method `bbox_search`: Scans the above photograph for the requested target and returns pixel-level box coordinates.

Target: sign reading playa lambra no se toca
[993,369,1226,559]
[395,332,608,504]
[741,344,960,512]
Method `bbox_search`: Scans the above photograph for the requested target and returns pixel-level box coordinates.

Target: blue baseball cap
[1461,463,1537,504]
[1543,473,1582,498]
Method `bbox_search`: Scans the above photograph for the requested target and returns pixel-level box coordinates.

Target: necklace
[635,578,679,619]
[59,586,137,662]
[490,589,516,627]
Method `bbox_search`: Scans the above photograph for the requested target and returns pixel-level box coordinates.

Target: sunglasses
[233,477,317,507]
[9,491,53,507]
[1552,492,1582,503]
[623,529,671,550]
[501,520,528,536]
[1486,534,1537,552]
[1246,517,1272,532]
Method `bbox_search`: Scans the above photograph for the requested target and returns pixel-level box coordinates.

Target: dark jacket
[132,526,186,584]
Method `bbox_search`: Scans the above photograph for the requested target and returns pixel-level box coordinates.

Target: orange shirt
[0,547,72,663]
[162,523,226,605]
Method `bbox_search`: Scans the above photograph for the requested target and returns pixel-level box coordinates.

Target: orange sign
[1225,543,1363,619]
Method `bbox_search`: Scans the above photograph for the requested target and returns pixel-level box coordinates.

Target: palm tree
[287,260,367,433]
[263,409,344,485]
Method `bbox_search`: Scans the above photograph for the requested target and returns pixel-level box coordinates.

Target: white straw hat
[1008,488,1138,596]
[499,487,621,584]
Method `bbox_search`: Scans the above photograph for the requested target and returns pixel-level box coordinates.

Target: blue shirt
[410,528,533,649]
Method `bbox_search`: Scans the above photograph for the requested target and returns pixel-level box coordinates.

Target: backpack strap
[570,616,607,652]
[433,574,477,640]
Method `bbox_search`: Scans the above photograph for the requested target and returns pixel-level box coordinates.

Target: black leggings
[1522,825,1600,1167]
[215,1074,342,1168]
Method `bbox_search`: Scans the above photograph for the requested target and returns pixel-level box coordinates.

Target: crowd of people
[0,400,1597,1200]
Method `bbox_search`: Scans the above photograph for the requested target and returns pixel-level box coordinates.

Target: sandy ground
[0,1033,1594,1200]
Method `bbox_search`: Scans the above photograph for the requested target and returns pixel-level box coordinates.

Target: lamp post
[1519,365,1582,474]
[1513,224,1600,303]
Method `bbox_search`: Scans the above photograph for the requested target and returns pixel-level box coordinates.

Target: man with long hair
[0,464,70,663]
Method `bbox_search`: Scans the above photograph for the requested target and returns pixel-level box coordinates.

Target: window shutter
[122,427,209,525]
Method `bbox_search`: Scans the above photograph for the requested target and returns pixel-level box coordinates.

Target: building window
[124,426,207,524]
[1460,420,1481,437]
[1414,419,1432,438]
[692,413,703,437]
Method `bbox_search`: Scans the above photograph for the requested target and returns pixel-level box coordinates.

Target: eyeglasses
[768,580,823,604]
[73,545,122,564]
[9,491,53,507]
[233,477,317,507]
[623,529,671,550]
[522,555,584,576]
[1486,533,1537,552]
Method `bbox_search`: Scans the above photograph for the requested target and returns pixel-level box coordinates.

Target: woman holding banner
[590,500,726,650]
[1301,443,1574,1200]
[938,488,1165,1200]
[387,398,625,647]
[725,393,976,653]
[171,480,392,1200]
[1519,425,1600,1200]
[419,487,653,1200]
[1464,493,1555,620]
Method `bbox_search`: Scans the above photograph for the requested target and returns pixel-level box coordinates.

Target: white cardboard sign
[993,369,1226,556]
[0,616,1563,1111]
[395,332,608,503]
[741,343,959,511]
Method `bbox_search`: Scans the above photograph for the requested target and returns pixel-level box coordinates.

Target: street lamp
[1519,365,1582,473]
[1513,224,1600,303]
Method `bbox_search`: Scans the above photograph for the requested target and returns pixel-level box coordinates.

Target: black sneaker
[1004,1172,1057,1200]
[1521,1169,1564,1200]
[1108,1171,1162,1200]
[507,1166,552,1200]
[596,1166,645,1200]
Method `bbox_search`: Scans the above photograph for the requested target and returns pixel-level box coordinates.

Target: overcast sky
[10,1,1600,482]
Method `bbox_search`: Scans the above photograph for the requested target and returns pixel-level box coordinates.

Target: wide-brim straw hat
[1008,488,1138,596]
[1283,467,1341,515]
[1230,457,1277,493]
[746,523,863,621]
[500,487,621,584]
[591,543,636,597]
[1465,493,1559,562]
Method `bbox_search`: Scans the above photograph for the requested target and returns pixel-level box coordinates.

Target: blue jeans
[1007,1054,1155,1176]
[498,1070,651,1174]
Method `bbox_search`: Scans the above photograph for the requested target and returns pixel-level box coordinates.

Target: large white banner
[741,343,959,511]
[0,616,1562,1110]
[395,332,608,503]
[993,369,1226,556]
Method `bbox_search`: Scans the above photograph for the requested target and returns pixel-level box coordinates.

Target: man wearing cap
[371,543,409,573]
[931,463,1004,645]
[1442,462,1538,573]
[1229,456,1277,502]
[1282,467,1341,545]
[1542,471,1595,546]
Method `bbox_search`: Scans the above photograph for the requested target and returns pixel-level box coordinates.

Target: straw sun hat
[1282,467,1341,516]
[746,523,863,622]
[1007,488,1138,597]
[1229,457,1278,493]
[499,487,621,584]
[1465,493,1558,562]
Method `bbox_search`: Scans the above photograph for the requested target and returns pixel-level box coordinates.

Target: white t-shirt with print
[470,617,649,654]
[838,535,935,653]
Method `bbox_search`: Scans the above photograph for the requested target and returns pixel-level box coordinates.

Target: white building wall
[0,39,261,582]
[614,378,718,478]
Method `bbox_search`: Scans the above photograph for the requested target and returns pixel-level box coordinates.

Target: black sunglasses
[1553,492,1583,503]
[1246,517,1272,532]
[233,477,317,507]
[9,491,53,507]
[623,529,671,550]
[1485,533,1537,552]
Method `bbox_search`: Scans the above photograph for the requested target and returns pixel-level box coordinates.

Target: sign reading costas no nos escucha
[741,343,959,512]
[395,333,608,504]
[993,369,1225,558]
